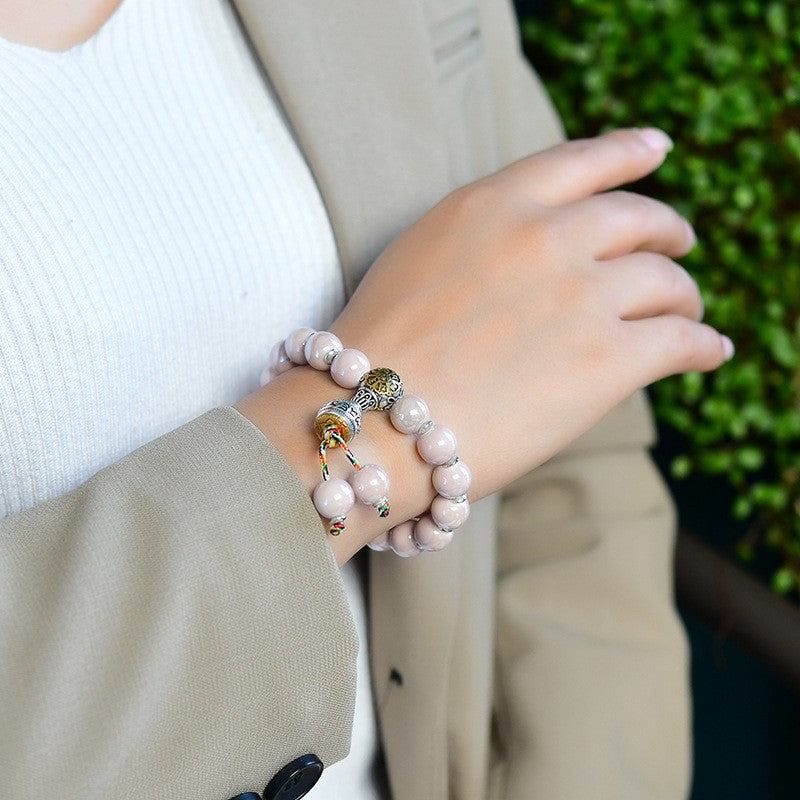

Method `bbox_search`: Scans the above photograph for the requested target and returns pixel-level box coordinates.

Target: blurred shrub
[519,0,800,598]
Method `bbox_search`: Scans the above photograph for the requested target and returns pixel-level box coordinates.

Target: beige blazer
[0,1,691,798]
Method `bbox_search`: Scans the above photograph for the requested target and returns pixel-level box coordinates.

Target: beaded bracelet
[261,328,472,556]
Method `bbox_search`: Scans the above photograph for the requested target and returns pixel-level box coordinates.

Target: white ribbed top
[0,0,381,796]
[0,0,348,515]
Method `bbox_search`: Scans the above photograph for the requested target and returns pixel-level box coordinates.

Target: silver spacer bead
[324,348,341,366]
[417,419,435,437]
[443,455,460,468]
[330,515,347,525]
[454,494,468,504]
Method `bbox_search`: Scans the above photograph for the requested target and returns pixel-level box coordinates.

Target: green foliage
[519,0,800,598]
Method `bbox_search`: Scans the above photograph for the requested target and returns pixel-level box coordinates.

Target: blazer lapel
[231,0,454,294]
[230,3,466,798]
[369,499,499,800]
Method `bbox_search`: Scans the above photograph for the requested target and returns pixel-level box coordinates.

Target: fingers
[498,128,674,206]
[604,253,704,322]
[627,315,733,384]
[562,190,696,259]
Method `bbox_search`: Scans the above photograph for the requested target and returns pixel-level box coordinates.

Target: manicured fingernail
[721,335,735,361]
[684,219,697,248]
[639,127,674,152]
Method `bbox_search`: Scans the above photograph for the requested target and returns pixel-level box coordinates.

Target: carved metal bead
[314,400,363,442]
[352,387,378,413]
[353,367,405,412]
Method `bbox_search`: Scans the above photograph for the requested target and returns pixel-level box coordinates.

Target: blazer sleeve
[0,406,358,800]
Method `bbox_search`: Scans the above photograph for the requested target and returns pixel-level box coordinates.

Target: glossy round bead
[432,459,472,499]
[268,340,293,377]
[388,521,421,558]
[413,515,454,552]
[366,530,392,552]
[348,464,390,506]
[417,424,458,465]
[330,348,371,389]
[312,478,355,519]
[284,327,316,364]
[389,394,430,434]
[304,331,343,370]
[430,495,470,530]
[258,364,272,387]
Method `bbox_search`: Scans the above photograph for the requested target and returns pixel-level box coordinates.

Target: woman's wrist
[235,365,435,564]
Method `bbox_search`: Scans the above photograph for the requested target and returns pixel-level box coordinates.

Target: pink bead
[330,348,371,389]
[389,394,430,434]
[432,460,472,499]
[268,340,293,376]
[348,464,389,506]
[430,495,470,530]
[284,327,316,364]
[388,521,421,558]
[304,331,343,370]
[417,424,457,465]
[312,478,355,519]
[367,531,392,551]
[413,515,454,552]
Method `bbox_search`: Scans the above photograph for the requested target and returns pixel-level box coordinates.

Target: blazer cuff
[1,406,358,797]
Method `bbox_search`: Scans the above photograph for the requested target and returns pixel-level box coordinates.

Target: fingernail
[684,219,697,249]
[639,127,674,153]
[721,335,735,361]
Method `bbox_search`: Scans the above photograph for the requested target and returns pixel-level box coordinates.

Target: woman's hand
[333,128,728,490]
[240,128,731,562]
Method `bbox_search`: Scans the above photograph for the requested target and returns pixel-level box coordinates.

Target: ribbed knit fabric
[0,0,347,515]
[0,0,381,796]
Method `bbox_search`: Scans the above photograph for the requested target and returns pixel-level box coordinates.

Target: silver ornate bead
[352,367,405,412]
[314,399,363,442]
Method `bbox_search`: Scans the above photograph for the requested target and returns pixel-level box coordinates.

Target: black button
[227,794,261,800]
[263,754,323,800]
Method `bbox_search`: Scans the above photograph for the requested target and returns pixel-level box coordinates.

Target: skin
[0,0,123,51]
[0,4,731,565]
[239,129,733,564]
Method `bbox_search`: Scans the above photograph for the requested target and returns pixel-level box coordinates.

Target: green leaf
[732,185,755,209]
[766,3,789,38]
[671,455,693,479]
[772,567,796,595]
[519,0,800,599]
[736,541,756,562]
[736,447,765,471]
[733,495,754,519]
